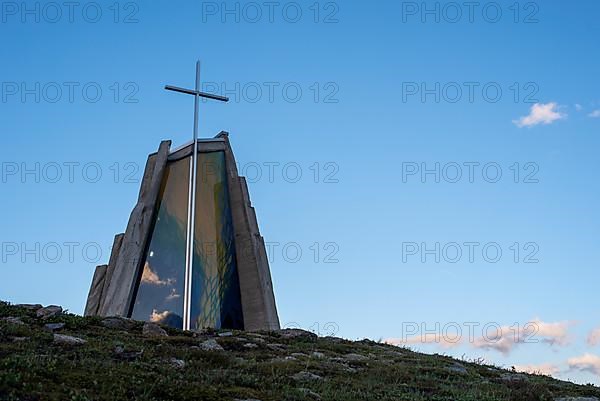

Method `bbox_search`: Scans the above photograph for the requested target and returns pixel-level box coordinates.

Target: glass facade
[130,150,244,330]
[190,152,244,330]
[130,157,189,329]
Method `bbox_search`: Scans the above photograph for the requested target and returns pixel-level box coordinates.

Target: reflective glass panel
[130,157,190,329]
[190,151,244,330]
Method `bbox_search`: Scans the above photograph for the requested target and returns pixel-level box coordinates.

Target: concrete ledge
[84,265,107,316]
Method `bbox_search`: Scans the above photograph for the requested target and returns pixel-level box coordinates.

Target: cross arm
[165,85,229,102]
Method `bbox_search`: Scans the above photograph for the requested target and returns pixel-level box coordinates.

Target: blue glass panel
[130,157,189,329]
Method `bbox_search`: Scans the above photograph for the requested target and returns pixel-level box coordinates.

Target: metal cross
[165,61,229,331]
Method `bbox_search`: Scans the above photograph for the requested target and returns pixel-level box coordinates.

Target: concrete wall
[85,134,280,331]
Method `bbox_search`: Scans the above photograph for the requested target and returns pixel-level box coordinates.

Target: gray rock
[278,328,317,339]
[266,343,286,351]
[218,331,233,337]
[343,365,358,373]
[555,398,599,401]
[291,352,308,358]
[311,351,325,359]
[1,317,25,325]
[53,334,86,346]
[243,343,258,349]
[500,373,528,382]
[447,363,468,375]
[44,323,65,331]
[299,388,322,400]
[292,371,323,381]
[11,337,29,342]
[142,322,168,337]
[386,350,405,358]
[168,358,186,369]
[114,345,143,361]
[270,356,294,363]
[344,353,369,362]
[101,317,136,330]
[15,304,42,310]
[36,305,62,320]
[200,339,224,351]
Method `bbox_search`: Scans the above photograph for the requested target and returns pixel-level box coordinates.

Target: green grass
[1,301,598,401]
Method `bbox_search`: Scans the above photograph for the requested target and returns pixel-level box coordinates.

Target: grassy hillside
[1,301,599,401]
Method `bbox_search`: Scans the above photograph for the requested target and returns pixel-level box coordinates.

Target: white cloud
[471,318,574,355]
[166,288,181,301]
[588,328,600,347]
[141,262,175,286]
[513,103,566,128]
[534,318,572,346]
[514,363,560,377]
[150,309,171,323]
[588,109,600,118]
[568,354,600,376]
[385,319,574,356]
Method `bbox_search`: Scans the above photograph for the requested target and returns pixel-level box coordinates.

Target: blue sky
[1,0,600,385]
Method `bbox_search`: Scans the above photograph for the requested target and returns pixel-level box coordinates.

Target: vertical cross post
[165,61,229,331]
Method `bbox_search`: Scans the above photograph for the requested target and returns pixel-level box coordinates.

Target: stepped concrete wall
[84,133,279,331]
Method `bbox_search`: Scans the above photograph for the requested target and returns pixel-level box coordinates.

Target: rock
[44,323,65,331]
[168,358,186,369]
[500,373,528,383]
[323,336,344,343]
[218,331,233,337]
[311,351,325,359]
[243,343,258,349]
[277,328,317,340]
[266,343,286,351]
[234,399,262,401]
[36,305,63,320]
[343,365,358,373]
[386,350,405,358]
[344,353,369,362]
[271,356,295,363]
[299,388,322,400]
[101,317,136,330]
[292,371,323,381]
[1,317,25,325]
[53,334,86,346]
[291,352,308,358]
[192,328,212,336]
[15,304,42,310]
[11,337,29,342]
[555,398,599,401]
[447,363,468,375]
[200,339,224,351]
[114,345,143,361]
[142,322,168,337]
